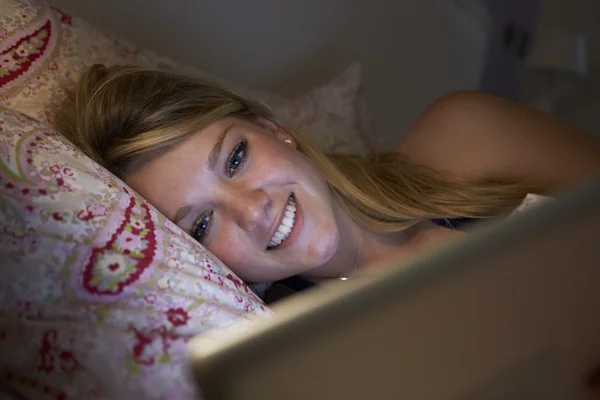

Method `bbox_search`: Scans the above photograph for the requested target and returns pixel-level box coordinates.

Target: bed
[0,0,495,398]
[0,0,379,398]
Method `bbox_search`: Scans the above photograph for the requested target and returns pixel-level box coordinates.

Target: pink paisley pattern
[81,198,157,298]
[0,0,373,155]
[0,107,272,399]
[0,2,374,396]
[0,17,54,90]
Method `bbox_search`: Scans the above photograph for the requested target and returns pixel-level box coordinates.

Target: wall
[49,0,493,148]
[479,0,540,101]
[535,0,600,135]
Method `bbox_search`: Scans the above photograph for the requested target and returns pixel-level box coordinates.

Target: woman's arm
[396,91,600,194]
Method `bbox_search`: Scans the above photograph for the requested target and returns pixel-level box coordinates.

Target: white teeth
[281,216,293,228]
[268,195,296,249]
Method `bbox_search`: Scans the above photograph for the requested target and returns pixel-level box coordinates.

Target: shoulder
[395,90,518,177]
[395,91,600,192]
[395,91,500,176]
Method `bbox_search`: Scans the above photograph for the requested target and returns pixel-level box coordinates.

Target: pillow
[263,63,374,155]
[0,0,373,155]
[0,107,271,399]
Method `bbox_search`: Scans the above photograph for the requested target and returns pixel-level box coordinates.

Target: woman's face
[127,117,343,282]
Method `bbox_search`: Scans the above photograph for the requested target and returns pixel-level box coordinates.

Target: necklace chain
[339,229,364,281]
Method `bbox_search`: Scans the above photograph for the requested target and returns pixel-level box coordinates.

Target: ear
[255,117,296,147]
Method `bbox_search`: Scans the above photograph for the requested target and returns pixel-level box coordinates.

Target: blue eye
[191,212,212,242]
[226,140,248,177]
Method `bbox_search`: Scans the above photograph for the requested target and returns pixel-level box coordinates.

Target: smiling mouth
[267,194,296,250]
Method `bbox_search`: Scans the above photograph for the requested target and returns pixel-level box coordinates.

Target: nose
[224,188,272,232]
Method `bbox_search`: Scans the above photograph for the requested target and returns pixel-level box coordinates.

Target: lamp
[520,32,589,113]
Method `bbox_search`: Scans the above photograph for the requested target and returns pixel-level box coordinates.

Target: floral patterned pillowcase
[0,1,370,397]
[0,107,271,399]
[0,0,373,155]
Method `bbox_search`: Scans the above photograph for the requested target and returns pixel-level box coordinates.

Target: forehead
[125,118,238,218]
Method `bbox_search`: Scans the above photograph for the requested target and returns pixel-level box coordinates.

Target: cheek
[305,215,340,266]
[203,227,253,274]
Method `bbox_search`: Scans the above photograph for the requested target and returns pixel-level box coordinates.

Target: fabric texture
[0,0,376,397]
[0,0,373,155]
[509,193,551,217]
[0,107,271,399]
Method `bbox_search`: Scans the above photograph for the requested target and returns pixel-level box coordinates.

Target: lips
[267,194,296,249]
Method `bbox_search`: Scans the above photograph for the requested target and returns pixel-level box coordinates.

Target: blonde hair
[54,64,528,233]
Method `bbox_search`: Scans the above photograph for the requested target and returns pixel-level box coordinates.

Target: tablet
[189,179,600,400]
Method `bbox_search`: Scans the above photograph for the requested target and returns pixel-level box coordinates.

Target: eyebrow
[172,124,236,224]
[173,205,193,224]
[207,123,235,172]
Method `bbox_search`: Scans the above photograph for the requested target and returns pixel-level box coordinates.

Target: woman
[54,64,600,285]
